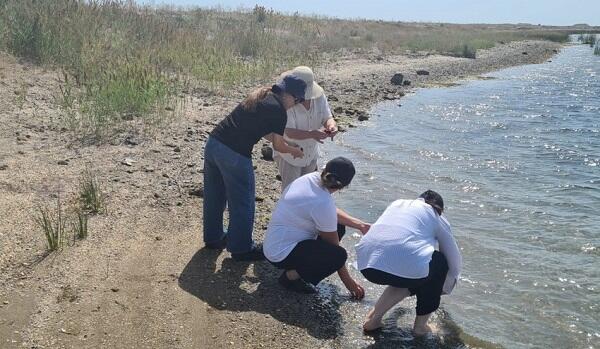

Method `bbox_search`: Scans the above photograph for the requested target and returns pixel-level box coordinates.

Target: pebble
[57,160,69,165]
[0,164,7,170]
[121,158,136,166]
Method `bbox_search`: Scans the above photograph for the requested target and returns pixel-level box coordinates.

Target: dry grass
[0,0,588,140]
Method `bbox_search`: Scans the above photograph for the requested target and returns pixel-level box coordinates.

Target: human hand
[358,223,371,235]
[343,278,365,300]
[290,146,304,159]
[310,130,329,143]
[324,126,338,140]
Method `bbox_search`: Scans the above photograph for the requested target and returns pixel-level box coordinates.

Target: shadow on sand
[178,247,345,340]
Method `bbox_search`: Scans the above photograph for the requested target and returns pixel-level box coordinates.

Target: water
[322,43,600,348]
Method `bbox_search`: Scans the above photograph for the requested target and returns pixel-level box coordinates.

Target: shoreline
[0,40,562,348]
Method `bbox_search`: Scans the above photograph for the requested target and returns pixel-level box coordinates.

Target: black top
[210,93,287,158]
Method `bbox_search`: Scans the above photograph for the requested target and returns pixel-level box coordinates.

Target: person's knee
[331,246,348,270]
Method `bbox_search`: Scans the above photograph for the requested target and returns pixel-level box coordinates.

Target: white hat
[281,66,324,100]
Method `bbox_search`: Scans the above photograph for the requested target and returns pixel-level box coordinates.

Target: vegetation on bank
[33,168,105,252]
[0,0,583,140]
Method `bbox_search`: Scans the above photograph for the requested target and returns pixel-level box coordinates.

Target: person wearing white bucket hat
[272,66,338,190]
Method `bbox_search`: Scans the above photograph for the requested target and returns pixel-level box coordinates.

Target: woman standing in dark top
[203,75,306,261]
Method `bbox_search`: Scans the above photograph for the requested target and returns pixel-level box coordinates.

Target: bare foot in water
[413,323,433,336]
[362,309,383,332]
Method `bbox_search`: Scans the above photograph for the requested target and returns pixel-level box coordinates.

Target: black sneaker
[278,272,317,294]
[231,244,265,261]
[204,235,227,250]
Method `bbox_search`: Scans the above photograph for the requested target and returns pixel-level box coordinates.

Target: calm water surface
[321,43,599,348]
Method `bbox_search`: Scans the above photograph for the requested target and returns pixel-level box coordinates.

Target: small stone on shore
[57,160,69,166]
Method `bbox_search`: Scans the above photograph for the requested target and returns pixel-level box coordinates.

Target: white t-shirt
[264,172,338,262]
[273,95,333,167]
[355,199,462,294]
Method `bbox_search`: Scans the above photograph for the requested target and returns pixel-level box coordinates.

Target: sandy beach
[0,40,561,348]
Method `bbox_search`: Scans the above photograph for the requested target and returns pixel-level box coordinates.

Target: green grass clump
[79,168,105,215]
[35,199,67,251]
[72,210,89,240]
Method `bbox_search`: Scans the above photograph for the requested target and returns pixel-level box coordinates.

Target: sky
[139,0,600,26]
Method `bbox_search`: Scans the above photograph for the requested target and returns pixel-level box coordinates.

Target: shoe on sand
[278,272,317,294]
[231,244,265,261]
[204,235,227,250]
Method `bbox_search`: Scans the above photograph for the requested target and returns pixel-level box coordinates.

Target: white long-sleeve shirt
[355,198,462,294]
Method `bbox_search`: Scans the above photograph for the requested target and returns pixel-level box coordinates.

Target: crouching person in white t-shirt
[264,157,370,297]
[355,190,462,335]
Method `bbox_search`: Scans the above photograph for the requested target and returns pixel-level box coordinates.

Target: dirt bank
[0,40,560,348]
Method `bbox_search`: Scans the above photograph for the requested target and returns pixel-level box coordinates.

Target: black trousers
[271,224,347,285]
[360,251,449,316]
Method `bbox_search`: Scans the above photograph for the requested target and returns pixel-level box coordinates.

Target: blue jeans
[203,136,255,254]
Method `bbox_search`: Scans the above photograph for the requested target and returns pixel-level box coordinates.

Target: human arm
[337,208,370,235]
[318,230,365,300]
[272,133,303,159]
[436,216,463,295]
[284,128,329,143]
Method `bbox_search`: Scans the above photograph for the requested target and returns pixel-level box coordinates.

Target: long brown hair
[241,86,272,111]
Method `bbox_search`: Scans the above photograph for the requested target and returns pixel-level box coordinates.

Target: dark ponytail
[320,171,345,190]
[419,190,444,215]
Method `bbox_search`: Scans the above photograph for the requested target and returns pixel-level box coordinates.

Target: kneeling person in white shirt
[355,190,462,335]
[264,157,370,297]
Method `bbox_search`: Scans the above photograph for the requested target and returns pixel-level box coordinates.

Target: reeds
[79,168,105,215]
[35,198,67,251]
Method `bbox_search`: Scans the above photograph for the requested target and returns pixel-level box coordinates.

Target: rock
[416,70,430,76]
[173,146,181,153]
[328,95,338,102]
[153,192,161,198]
[121,158,136,166]
[390,73,404,85]
[110,288,119,292]
[261,145,273,161]
[165,106,174,111]
[337,125,346,133]
[0,164,7,171]
[203,102,210,107]
[57,160,69,166]
[124,137,139,146]
[522,52,528,55]
[357,114,369,121]
[155,236,163,241]
[333,106,343,114]
[189,187,204,198]
[255,196,265,202]
[345,109,356,116]
[275,174,282,181]
[403,80,411,86]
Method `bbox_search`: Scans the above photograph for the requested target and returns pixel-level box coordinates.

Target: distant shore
[0,39,562,348]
